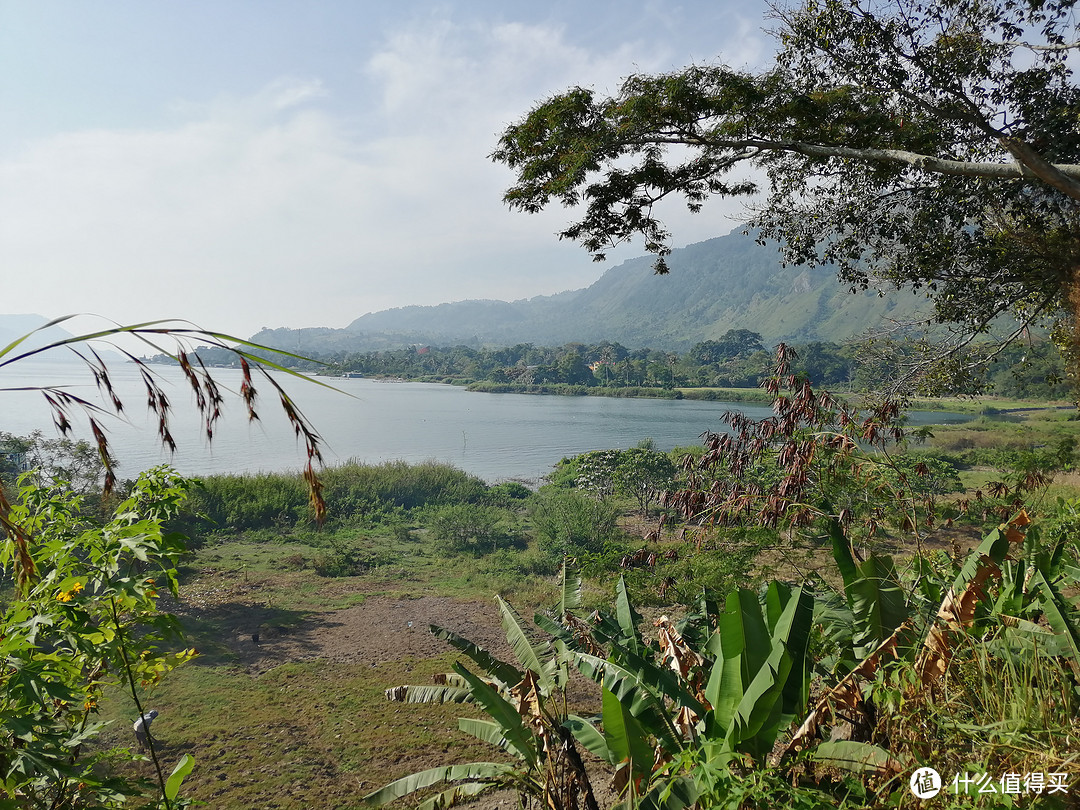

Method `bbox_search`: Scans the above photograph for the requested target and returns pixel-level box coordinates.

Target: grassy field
[78,399,1080,809]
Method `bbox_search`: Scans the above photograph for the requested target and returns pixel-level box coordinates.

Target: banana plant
[826,518,912,666]
[791,510,1080,776]
[549,575,815,809]
[366,581,599,810]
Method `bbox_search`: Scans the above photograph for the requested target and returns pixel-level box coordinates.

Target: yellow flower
[56,591,72,602]
[71,582,84,593]
[83,699,97,711]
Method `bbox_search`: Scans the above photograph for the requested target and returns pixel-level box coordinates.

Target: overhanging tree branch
[636,134,1080,189]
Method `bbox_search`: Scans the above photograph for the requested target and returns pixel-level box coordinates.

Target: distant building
[0,443,29,474]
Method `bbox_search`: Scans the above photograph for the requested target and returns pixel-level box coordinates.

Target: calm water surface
[2,360,964,483]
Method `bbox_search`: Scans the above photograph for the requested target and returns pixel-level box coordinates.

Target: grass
[677,386,773,403]
[95,655,505,810]
[76,404,1080,809]
[83,503,571,806]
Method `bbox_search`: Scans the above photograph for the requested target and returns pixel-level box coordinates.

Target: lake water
[2,360,965,484]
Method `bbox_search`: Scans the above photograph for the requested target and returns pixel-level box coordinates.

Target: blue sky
[1,1,772,337]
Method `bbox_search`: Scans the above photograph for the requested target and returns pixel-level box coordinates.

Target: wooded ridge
[250,228,931,355]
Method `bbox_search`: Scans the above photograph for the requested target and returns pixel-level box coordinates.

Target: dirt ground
[165,567,515,674]
[231,593,514,675]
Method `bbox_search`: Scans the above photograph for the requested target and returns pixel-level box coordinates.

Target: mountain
[252,228,930,353]
[0,315,128,363]
[0,315,80,359]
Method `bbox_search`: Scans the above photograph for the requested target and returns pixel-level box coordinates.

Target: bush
[529,488,621,557]
[427,503,516,554]
[485,481,533,507]
[175,460,490,537]
[312,536,378,577]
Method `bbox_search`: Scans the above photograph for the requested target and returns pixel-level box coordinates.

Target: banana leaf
[495,596,559,694]
[564,714,614,764]
[615,576,643,655]
[812,740,904,775]
[1029,569,1080,675]
[430,624,522,688]
[452,663,539,767]
[364,762,518,806]
[458,718,511,750]
[602,686,654,782]
[416,781,497,810]
[557,556,583,616]
[574,652,684,755]
[384,684,474,704]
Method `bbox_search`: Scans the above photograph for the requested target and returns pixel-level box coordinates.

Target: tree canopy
[493,0,1080,390]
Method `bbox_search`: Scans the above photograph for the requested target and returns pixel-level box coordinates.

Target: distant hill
[252,228,930,353]
[0,315,79,359]
[0,315,129,363]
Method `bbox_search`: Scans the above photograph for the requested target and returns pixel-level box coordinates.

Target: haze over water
[3,360,963,484]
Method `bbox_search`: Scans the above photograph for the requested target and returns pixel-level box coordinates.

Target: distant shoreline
[460,380,1072,415]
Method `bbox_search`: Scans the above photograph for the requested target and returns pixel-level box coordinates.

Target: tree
[612,447,677,517]
[492,0,1080,391]
[428,503,510,554]
[529,488,620,556]
[0,318,328,807]
[0,430,106,496]
[557,349,597,386]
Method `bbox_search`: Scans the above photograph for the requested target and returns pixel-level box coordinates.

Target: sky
[1,0,774,339]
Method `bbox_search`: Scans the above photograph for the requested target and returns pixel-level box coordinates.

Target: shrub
[175,460,490,537]
[529,488,621,557]
[485,481,533,506]
[427,503,515,554]
[312,536,377,577]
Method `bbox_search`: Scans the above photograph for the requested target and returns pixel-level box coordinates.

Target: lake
[2,360,966,484]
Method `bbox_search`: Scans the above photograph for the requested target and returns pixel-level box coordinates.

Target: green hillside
[252,228,931,353]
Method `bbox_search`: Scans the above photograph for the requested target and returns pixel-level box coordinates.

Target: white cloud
[0,14,761,337]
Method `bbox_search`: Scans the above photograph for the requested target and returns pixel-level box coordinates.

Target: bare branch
[999,40,1080,52]
[641,134,1080,190]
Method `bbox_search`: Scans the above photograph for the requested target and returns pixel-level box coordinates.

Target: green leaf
[364,762,517,806]
[452,663,538,766]
[705,589,768,732]
[764,581,793,634]
[848,554,909,658]
[495,596,555,693]
[637,775,699,810]
[417,781,497,810]
[533,612,574,644]
[729,625,791,756]
[615,576,642,654]
[829,518,859,593]
[813,740,902,774]
[564,714,614,764]
[164,754,195,801]
[430,625,522,688]
[385,684,474,704]
[1030,569,1080,674]
[458,718,511,749]
[602,686,654,780]
[558,556,582,616]
[574,651,687,755]
[773,587,814,726]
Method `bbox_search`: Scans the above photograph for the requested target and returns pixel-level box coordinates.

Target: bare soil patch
[169,569,513,674]
[235,594,513,675]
